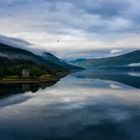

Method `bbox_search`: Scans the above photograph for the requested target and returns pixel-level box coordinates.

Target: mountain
[71,50,140,70]
[0,42,81,77]
[42,52,83,72]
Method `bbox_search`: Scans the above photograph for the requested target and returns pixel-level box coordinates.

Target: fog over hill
[71,50,140,71]
[0,39,82,78]
[0,35,43,55]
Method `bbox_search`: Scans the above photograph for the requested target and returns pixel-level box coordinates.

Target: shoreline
[0,79,58,84]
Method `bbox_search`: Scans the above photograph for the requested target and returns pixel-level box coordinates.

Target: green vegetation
[30,66,46,78]
[39,74,56,80]
[0,42,82,83]
[0,57,58,81]
[2,76,21,80]
[2,73,57,81]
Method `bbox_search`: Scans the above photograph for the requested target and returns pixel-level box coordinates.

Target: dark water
[0,71,140,140]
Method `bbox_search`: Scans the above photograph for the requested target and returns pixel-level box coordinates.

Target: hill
[71,50,140,70]
[0,42,81,79]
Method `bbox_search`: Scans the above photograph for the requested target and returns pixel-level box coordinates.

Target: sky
[0,0,140,59]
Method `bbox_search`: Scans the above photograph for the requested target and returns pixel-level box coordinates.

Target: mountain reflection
[74,70,140,89]
[0,81,58,98]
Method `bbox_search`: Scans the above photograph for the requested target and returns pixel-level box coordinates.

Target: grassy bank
[0,73,59,84]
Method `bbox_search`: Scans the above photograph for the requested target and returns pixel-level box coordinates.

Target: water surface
[0,71,140,140]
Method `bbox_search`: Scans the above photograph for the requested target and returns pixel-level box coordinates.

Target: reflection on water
[74,70,140,89]
[0,72,140,140]
[0,81,58,99]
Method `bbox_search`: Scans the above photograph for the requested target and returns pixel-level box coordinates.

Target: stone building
[22,69,30,78]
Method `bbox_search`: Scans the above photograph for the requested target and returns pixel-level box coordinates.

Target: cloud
[128,63,140,67]
[0,0,140,58]
[0,35,42,54]
[0,34,31,47]
[110,49,122,54]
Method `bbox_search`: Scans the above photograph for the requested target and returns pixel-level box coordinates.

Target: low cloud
[110,49,122,54]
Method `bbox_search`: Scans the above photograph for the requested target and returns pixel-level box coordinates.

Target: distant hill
[71,50,140,70]
[0,42,81,77]
[42,52,83,72]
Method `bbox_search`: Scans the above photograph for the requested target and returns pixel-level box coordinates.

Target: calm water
[0,71,140,140]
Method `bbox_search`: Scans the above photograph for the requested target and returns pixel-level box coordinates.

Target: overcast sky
[0,0,140,59]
